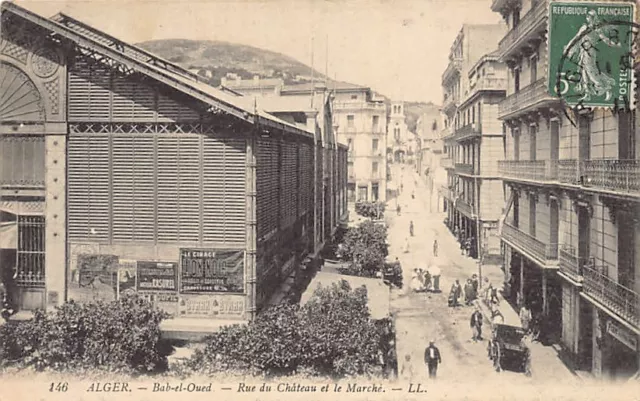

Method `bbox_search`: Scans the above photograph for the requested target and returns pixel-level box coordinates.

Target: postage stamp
[548,1,637,109]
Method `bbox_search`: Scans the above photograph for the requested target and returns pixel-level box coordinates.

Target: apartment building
[416,105,447,212]
[440,23,507,258]
[491,0,639,379]
[387,101,412,164]
[331,86,388,203]
[445,52,507,259]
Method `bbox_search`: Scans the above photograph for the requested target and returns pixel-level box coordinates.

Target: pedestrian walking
[424,340,442,378]
[428,263,441,293]
[409,221,414,237]
[403,237,410,253]
[470,308,484,342]
[448,280,462,307]
[432,239,438,257]
[400,354,415,380]
[396,204,401,215]
[471,274,479,295]
[519,304,532,334]
[464,279,474,306]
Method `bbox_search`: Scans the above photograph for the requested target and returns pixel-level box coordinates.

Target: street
[386,163,582,393]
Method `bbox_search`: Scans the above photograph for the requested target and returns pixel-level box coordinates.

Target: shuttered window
[203,137,246,242]
[68,131,246,244]
[256,140,279,239]
[68,134,110,240]
[280,141,298,228]
[0,135,45,187]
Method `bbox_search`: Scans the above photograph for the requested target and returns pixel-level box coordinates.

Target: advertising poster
[116,259,137,298]
[71,254,120,302]
[139,292,179,317]
[180,249,244,293]
[137,261,178,292]
[178,294,245,319]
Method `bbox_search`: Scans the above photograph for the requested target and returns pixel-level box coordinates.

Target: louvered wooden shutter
[67,134,110,241]
[177,135,200,242]
[203,137,246,243]
[156,136,179,242]
[68,60,110,121]
[157,93,200,122]
[256,139,279,239]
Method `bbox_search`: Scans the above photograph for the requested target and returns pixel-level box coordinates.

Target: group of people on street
[410,265,441,293]
[451,226,477,259]
[447,274,479,307]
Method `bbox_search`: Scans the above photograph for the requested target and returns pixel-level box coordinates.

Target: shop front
[590,308,639,380]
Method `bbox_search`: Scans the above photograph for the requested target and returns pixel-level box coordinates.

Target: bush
[337,221,389,277]
[189,280,385,377]
[0,295,169,373]
[355,201,385,219]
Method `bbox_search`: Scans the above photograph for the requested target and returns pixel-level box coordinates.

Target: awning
[0,221,17,249]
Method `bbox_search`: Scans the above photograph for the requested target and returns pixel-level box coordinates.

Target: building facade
[0,3,347,335]
[491,0,639,379]
[443,52,507,259]
[331,85,388,203]
[440,23,507,258]
[387,101,412,164]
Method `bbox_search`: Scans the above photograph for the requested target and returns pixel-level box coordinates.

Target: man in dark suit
[424,340,442,378]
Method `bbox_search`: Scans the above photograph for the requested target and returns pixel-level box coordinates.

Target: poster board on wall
[180,249,244,293]
[178,294,245,319]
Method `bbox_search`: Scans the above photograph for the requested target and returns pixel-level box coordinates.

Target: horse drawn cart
[487,323,531,376]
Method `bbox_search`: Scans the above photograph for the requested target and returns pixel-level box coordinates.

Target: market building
[0,3,347,336]
[491,0,639,380]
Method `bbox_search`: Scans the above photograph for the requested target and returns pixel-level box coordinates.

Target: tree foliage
[188,280,384,377]
[355,201,385,219]
[337,221,389,277]
[0,295,169,373]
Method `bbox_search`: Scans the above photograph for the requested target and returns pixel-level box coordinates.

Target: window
[514,68,521,92]
[347,138,353,152]
[529,195,536,237]
[372,161,379,175]
[372,138,379,152]
[371,183,379,201]
[0,135,45,186]
[358,185,368,202]
[530,55,538,84]
[16,215,46,287]
[432,120,438,131]
[347,115,355,128]
[529,124,537,160]
[372,115,380,132]
[351,95,358,100]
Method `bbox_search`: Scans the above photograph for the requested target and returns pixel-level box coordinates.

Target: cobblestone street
[386,164,583,393]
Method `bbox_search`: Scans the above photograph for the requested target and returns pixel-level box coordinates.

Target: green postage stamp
[548,1,636,109]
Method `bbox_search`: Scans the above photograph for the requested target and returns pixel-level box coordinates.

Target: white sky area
[17,0,503,103]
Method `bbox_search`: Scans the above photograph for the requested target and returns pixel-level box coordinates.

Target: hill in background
[137,39,436,133]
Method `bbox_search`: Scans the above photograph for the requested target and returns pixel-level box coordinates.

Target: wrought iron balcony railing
[499,0,547,60]
[453,122,481,142]
[499,79,559,119]
[559,245,583,282]
[442,92,459,113]
[583,265,639,328]
[442,57,463,85]
[557,159,580,185]
[470,76,507,92]
[581,159,640,196]
[498,159,557,182]
[501,222,558,266]
[455,163,476,175]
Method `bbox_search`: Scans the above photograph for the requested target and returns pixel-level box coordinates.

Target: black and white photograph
[0,0,638,400]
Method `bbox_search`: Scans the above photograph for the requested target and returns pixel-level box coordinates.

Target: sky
[16,0,504,104]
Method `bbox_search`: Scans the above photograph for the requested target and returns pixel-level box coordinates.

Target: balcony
[442,57,462,86]
[439,186,453,201]
[559,245,583,283]
[333,101,387,111]
[440,157,454,169]
[470,76,507,93]
[583,265,639,328]
[501,222,558,267]
[499,0,548,61]
[557,159,580,185]
[456,197,476,218]
[499,79,560,119]
[582,159,640,196]
[498,159,557,182]
[453,122,481,142]
[455,163,476,176]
